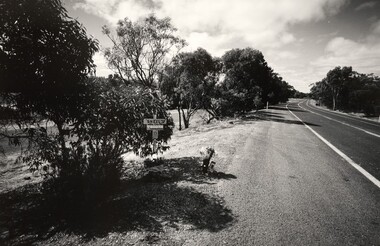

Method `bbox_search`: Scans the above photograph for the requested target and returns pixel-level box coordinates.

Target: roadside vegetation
[0,0,297,204]
[160,47,297,129]
[310,66,380,116]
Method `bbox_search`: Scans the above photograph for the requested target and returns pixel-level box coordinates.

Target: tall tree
[325,66,353,110]
[220,48,267,114]
[310,67,380,115]
[0,0,98,163]
[102,15,186,89]
[161,48,220,128]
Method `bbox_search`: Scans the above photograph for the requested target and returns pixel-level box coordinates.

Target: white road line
[286,104,380,189]
[297,101,380,138]
[306,100,380,128]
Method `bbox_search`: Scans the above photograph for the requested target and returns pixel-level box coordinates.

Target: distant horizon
[63,0,380,93]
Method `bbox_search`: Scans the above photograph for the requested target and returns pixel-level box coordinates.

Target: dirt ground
[0,110,258,245]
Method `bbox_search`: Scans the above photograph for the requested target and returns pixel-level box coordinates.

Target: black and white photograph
[1,0,380,245]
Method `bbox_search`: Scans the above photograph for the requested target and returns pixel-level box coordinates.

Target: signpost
[143,114,166,153]
[152,130,158,139]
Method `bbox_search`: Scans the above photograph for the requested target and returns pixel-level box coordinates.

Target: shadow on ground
[142,157,237,184]
[0,157,236,245]
[269,105,306,112]
[241,111,320,127]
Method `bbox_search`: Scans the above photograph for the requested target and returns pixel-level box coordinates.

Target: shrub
[17,78,174,213]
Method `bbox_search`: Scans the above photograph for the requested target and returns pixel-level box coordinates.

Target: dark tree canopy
[217,47,292,115]
[161,48,220,128]
[310,66,380,115]
[325,66,354,110]
[161,46,295,120]
[0,0,99,122]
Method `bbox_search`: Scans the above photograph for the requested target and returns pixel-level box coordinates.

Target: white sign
[143,119,167,125]
[147,125,164,130]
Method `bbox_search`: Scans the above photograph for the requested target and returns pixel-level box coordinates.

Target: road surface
[193,99,380,245]
[289,99,380,182]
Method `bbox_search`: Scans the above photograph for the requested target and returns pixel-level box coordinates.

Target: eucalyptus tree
[310,68,380,115]
[161,48,220,128]
[102,15,186,90]
[220,48,267,114]
[325,66,353,110]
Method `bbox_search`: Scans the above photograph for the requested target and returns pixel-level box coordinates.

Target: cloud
[74,0,158,24]
[278,51,298,60]
[76,0,347,53]
[75,0,349,90]
[270,22,380,93]
[273,30,380,92]
[291,11,380,92]
[270,64,322,92]
[311,36,380,78]
[372,20,380,34]
[355,1,377,11]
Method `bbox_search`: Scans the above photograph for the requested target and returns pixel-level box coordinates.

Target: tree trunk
[177,106,182,131]
[332,88,339,111]
[205,109,217,124]
[181,108,189,128]
[332,96,336,111]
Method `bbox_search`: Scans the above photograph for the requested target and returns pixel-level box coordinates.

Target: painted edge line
[306,99,380,127]
[286,103,380,189]
[299,101,380,138]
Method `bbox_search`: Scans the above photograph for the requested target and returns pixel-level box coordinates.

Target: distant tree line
[310,66,380,115]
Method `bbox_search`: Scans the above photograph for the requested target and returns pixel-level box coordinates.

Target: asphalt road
[194,99,380,245]
[289,99,380,182]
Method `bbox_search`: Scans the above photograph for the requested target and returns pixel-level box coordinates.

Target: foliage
[310,67,380,115]
[216,48,293,116]
[162,47,295,121]
[75,78,174,157]
[0,0,98,121]
[28,78,173,207]
[0,0,100,208]
[102,15,186,88]
[325,66,354,110]
[220,48,265,115]
[0,0,97,165]
[292,91,309,98]
[161,48,221,128]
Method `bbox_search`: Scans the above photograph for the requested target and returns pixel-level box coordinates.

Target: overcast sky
[63,0,380,93]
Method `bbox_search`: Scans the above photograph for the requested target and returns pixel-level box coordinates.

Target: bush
[17,78,174,214]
